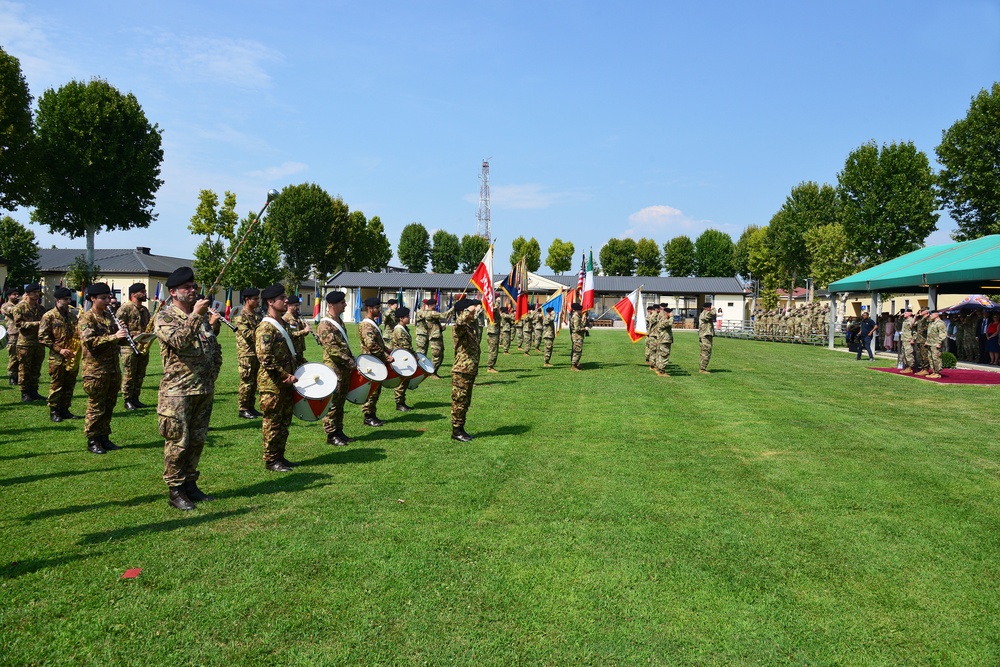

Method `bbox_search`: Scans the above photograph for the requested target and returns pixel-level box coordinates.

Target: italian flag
[612,288,647,343]
[581,249,595,311]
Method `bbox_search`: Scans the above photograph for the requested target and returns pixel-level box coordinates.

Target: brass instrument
[66,335,82,374]
[136,301,159,354]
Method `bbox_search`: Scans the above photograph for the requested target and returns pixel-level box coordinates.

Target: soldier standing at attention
[234,287,262,419]
[925,310,948,379]
[698,302,716,375]
[317,291,356,446]
[913,308,931,376]
[155,267,223,510]
[450,298,481,442]
[569,303,586,371]
[358,297,394,426]
[12,283,45,402]
[256,284,298,472]
[79,283,129,454]
[382,298,399,334]
[515,306,525,350]
[282,295,312,367]
[425,298,451,376]
[390,306,415,411]
[654,306,674,377]
[644,305,658,368]
[500,306,514,353]
[414,299,430,356]
[530,304,544,352]
[486,307,501,373]
[117,283,151,410]
[542,306,556,367]
[2,287,20,385]
[39,286,81,422]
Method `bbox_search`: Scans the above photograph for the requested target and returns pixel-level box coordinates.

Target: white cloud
[139,32,282,90]
[0,2,75,84]
[247,161,308,180]
[464,183,588,210]
[623,204,738,239]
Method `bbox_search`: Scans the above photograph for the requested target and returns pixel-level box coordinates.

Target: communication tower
[476,159,491,240]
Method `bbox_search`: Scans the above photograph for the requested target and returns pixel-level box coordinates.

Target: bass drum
[292,362,338,422]
[0,324,7,350]
[346,354,388,404]
[407,352,436,390]
[383,348,418,388]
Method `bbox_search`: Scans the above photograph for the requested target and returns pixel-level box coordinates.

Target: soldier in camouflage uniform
[486,307,501,373]
[155,267,223,510]
[414,299,430,355]
[925,310,948,379]
[282,295,313,367]
[234,287,262,419]
[499,306,514,353]
[698,302,716,374]
[39,286,81,422]
[542,307,556,367]
[654,306,674,377]
[390,307,415,410]
[79,283,130,454]
[117,283,151,410]
[569,303,587,370]
[515,306,526,349]
[531,304,544,351]
[256,284,299,471]
[382,298,398,334]
[12,283,45,402]
[358,296,394,426]
[913,308,931,375]
[2,287,20,385]
[898,308,916,373]
[318,291,356,446]
[644,305,658,367]
[425,299,452,375]
[450,298,481,441]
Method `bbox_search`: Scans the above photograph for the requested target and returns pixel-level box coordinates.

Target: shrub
[942,351,957,369]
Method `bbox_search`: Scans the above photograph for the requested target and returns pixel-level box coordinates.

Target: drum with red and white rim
[383,348,418,388]
[406,352,436,390]
[292,362,338,422]
[0,324,7,350]
[346,354,388,404]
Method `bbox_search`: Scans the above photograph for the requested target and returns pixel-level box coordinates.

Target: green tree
[0,47,36,210]
[545,238,575,274]
[599,237,637,276]
[663,236,696,277]
[837,140,938,268]
[32,78,164,271]
[458,234,490,273]
[936,82,1000,241]
[398,223,431,273]
[64,255,101,293]
[315,196,352,278]
[770,181,839,300]
[694,229,735,276]
[361,215,392,272]
[733,225,759,279]
[265,182,336,285]
[339,209,391,273]
[510,236,541,272]
[747,226,782,307]
[0,215,41,287]
[634,237,662,276]
[227,211,283,289]
[431,230,460,273]
[189,189,238,289]
[804,223,853,289]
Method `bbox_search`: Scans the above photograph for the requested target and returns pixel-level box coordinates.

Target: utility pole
[476,159,491,240]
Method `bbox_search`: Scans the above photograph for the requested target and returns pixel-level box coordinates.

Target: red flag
[612,288,646,343]
[469,244,496,323]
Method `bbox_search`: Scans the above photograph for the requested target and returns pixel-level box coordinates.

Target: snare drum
[346,354,388,404]
[406,352,437,390]
[0,324,7,351]
[292,362,338,422]
[383,348,418,388]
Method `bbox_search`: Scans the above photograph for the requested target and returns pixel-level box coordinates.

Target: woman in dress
[986,313,1000,365]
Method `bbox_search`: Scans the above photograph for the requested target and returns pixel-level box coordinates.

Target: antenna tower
[476,159,491,240]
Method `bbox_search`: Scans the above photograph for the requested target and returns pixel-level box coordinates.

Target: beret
[664,308,673,313]
[241,287,260,300]
[261,284,285,301]
[286,295,301,305]
[703,302,712,308]
[87,283,111,299]
[571,303,583,311]
[455,298,480,313]
[363,296,381,308]
[387,298,398,306]
[166,267,195,289]
[23,283,41,293]
[326,291,345,305]
[546,307,554,313]
[128,282,146,295]
[396,307,410,319]
[54,286,73,299]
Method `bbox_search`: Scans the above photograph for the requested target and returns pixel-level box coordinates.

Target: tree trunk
[786,270,797,314]
[86,226,96,277]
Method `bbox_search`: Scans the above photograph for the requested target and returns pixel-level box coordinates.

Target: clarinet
[110,309,141,355]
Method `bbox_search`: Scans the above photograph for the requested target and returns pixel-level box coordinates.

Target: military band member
[500,306,514,353]
[117,282,151,410]
[282,295,312,367]
[235,287,262,419]
[2,287,20,385]
[155,267,223,510]
[542,306,556,367]
[486,308,501,373]
[382,298,399,334]
[390,306,415,411]
[654,306,674,377]
[256,284,299,471]
[318,291,355,446]
[414,299,430,355]
[425,299,451,375]
[79,283,129,454]
[570,303,587,371]
[12,283,45,402]
[451,298,481,442]
[698,302,716,374]
[39,286,81,421]
[925,310,948,379]
[358,297,394,426]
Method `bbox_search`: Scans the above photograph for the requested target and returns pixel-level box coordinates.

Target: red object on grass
[122,568,142,579]
[872,367,1000,385]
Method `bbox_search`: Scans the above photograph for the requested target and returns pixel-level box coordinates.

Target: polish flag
[612,288,647,343]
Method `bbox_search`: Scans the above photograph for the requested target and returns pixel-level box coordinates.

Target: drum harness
[260,317,297,360]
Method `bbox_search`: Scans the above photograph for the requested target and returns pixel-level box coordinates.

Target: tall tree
[431,230,460,273]
[663,235,696,277]
[265,182,337,286]
[0,216,41,287]
[837,140,938,268]
[32,78,164,271]
[340,209,392,273]
[458,234,490,273]
[0,47,36,210]
[733,225,759,279]
[770,181,839,301]
[634,237,662,276]
[361,215,392,272]
[398,223,431,273]
[510,236,541,272]
[189,189,238,289]
[227,211,283,289]
[694,229,735,276]
[804,223,853,289]
[599,237,638,276]
[747,226,782,308]
[316,196,352,277]
[545,238,575,274]
[936,82,1000,241]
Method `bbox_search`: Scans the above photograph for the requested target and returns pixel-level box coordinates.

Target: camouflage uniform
[899,316,915,370]
[282,310,310,367]
[914,314,930,372]
[358,317,392,419]
[531,309,544,351]
[12,300,44,396]
[390,323,414,406]
[2,299,19,382]
[414,308,429,355]
[500,309,514,353]
[79,309,127,439]
[645,310,659,365]
[116,300,151,403]
[520,314,532,350]
[425,308,451,372]
[256,317,297,464]
[234,307,261,412]
[486,316,500,369]
[382,308,398,335]
[570,311,586,369]
[926,317,947,375]
[451,307,481,428]
[39,305,80,414]
[156,302,222,487]
[542,311,556,364]
[318,314,354,437]
[655,312,674,373]
[698,309,716,371]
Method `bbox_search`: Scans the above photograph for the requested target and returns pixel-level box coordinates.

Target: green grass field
[2,329,999,665]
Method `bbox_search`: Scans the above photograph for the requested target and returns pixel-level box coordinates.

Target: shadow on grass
[514,373,540,379]
[1,551,95,580]
[410,401,449,409]
[21,494,162,522]
[0,467,121,488]
[296,447,388,467]
[208,421,262,432]
[360,428,426,442]
[122,440,166,450]
[0,449,79,462]
[219,472,333,499]
[472,424,531,438]
[475,379,517,387]
[394,412,445,423]
[78,507,256,545]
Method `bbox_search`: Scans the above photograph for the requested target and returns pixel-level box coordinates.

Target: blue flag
[543,290,565,336]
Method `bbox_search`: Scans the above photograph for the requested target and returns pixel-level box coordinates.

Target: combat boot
[87,438,106,455]
[50,409,62,422]
[168,486,196,511]
[334,430,355,444]
[100,435,121,451]
[364,416,385,427]
[60,408,81,420]
[927,373,942,379]
[451,426,473,442]
[265,460,292,472]
[326,432,347,446]
[132,397,149,409]
[900,368,914,375]
[396,403,412,412]
[183,480,215,502]
[124,400,139,411]
[915,369,929,376]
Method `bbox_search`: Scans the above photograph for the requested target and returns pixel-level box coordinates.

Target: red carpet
[872,367,1000,385]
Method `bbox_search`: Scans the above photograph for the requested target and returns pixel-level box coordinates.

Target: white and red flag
[469,244,496,323]
[612,288,647,343]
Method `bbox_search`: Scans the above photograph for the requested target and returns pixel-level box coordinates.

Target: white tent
[492,271,567,293]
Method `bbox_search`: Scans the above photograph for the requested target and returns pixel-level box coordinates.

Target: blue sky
[3,0,999,273]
